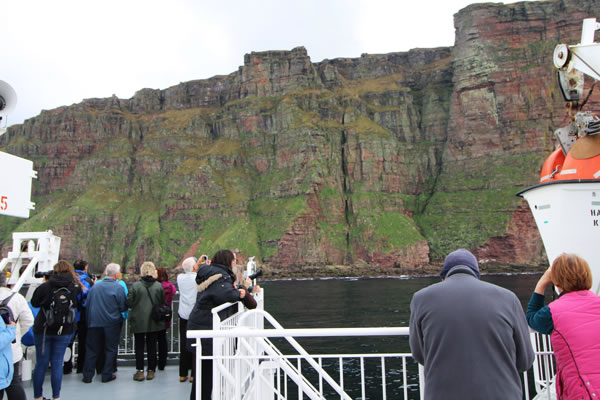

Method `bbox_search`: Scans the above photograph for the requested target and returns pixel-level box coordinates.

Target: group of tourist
[410,249,600,400]
[0,247,261,400]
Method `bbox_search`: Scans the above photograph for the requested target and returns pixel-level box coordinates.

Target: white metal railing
[188,309,558,400]
[529,331,556,400]
[189,308,421,400]
[211,291,265,398]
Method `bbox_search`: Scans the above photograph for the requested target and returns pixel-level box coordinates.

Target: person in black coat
[31,260,81,400]
[187,249,255,400]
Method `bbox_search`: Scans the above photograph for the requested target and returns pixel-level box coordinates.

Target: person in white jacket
[0,272,34,400]
[176,256,201,383]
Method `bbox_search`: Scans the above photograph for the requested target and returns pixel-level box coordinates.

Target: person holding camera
[0,272,33,400]
[187,249,256,400]
[176,257,201,383]
[63,259,94,375]
[31,260,81,400]
[127,261,165,382]
[527,253,600,400]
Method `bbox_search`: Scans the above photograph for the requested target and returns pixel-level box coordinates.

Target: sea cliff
[2,0,599,274]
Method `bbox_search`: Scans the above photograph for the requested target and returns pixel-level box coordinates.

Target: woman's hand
[535,266,553,295]
[251,284,261,294]
[239,289,246,299]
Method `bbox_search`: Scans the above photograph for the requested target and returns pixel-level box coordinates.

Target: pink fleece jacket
[549,290,600,399]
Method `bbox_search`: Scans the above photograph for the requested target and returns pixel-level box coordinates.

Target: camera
[89,274,99,280]
[34,271,52,279]
[248,269,263,280]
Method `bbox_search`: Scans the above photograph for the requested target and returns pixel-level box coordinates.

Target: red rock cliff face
[1,0,597,272]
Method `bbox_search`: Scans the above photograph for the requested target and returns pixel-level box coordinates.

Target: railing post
[419,363,425,400]
[195,338,202,400]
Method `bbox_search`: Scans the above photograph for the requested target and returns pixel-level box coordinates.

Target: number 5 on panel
[0,196,7,210]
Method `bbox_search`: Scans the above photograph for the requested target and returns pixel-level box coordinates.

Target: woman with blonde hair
[126,261,165,382]
[31,260,81,400]
[527,253,600,399]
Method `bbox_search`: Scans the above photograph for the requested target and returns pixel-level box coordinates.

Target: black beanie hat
[440,248,480,279]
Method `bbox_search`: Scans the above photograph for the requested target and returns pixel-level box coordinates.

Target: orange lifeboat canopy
[540,147,565,182]
[540,135,600,182]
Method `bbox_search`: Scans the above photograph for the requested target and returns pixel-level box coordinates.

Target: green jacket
[127,277,165,334]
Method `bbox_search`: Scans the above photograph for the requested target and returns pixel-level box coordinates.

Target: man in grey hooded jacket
[409,249,534,400]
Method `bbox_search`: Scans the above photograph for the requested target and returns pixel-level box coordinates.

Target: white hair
[105,263,121,277]
[182,257,196,273]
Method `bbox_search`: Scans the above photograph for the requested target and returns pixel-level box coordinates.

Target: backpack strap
[1,293,16,307]
[144,285,156,306]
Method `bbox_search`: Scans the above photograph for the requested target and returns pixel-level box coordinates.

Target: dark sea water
[258,273,542,400]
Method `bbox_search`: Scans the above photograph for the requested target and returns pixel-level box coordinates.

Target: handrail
[189,310,409,400]
[188,326,409,339]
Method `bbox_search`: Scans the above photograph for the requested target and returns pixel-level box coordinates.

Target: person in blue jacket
[0,316,17,395]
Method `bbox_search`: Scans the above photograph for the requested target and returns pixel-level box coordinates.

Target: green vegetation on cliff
[415,152,546,259]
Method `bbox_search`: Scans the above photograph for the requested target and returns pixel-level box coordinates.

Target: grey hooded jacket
[409,265,534,400]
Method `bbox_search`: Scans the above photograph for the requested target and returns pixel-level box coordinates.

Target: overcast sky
[3,0,528,126]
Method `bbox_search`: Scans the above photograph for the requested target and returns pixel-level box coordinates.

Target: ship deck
[24,365,191,400]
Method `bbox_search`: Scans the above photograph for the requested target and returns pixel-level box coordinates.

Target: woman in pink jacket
[527,253,600,399]
[156,267,176,371]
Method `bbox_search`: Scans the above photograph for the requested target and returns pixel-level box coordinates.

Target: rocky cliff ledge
[2,0,599,274]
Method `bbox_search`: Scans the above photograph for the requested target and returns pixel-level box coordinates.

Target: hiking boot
[146,370,155,380]
[133,370,145,381]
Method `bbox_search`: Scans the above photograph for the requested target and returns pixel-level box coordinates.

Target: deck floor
[23,365,192,399]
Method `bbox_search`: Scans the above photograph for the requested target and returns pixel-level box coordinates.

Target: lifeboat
[518,134,600,293]
[519,17,600,293]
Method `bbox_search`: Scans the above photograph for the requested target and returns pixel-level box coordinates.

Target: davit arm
[553,18,600,155]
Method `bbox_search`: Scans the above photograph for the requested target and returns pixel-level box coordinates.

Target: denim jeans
[33,333,71,399]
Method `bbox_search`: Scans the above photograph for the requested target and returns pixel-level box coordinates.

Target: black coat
[31,273,81,335]
[187,263,246,355]
[188,263,241,331]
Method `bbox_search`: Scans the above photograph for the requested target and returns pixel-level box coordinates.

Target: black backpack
[0,293,16,325]
[43,286,76,334]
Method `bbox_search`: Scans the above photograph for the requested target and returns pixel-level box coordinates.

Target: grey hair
[182,257,196,273]
[105,263,121,277]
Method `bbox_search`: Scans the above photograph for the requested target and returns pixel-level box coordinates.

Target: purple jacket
[160,280,176,328]
[549,290,600,399]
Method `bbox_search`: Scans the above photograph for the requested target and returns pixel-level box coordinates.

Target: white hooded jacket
[0,287,34,363]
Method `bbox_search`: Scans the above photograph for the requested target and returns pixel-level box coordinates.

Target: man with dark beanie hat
[439,248,480,279]
[409,248,533,400]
